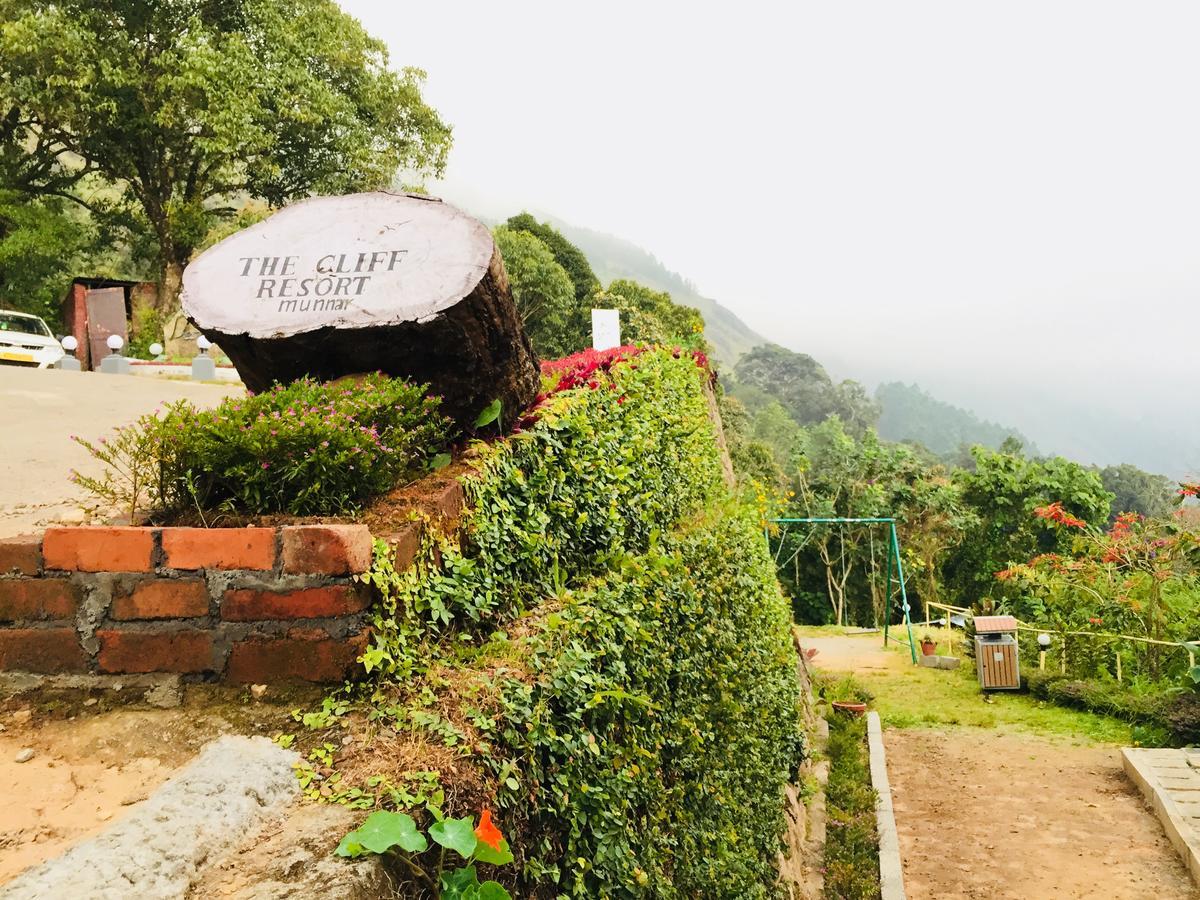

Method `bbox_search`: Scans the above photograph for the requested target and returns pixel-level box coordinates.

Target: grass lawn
[799,624,1135,745]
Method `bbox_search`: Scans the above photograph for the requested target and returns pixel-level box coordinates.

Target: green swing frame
[766,517,918,664]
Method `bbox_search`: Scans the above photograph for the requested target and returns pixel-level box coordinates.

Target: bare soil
[0,684,317,884]
[800,631,1198,899]
[888,728,1196,899]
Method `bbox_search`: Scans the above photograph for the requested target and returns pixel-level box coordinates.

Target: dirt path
[0,366,240,537]
[887,728,1195,899]
[799,631,1198,899]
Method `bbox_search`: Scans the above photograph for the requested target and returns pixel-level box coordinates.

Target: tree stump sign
[180,192,539,430]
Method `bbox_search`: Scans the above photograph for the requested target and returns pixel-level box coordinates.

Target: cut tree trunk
[179,192,539,431]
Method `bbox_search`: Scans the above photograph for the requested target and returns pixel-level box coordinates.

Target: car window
[0,313,52,337]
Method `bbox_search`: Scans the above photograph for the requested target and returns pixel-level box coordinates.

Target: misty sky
[341,1,1199,477]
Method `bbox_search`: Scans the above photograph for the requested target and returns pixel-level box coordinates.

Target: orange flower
[475,809,503,852]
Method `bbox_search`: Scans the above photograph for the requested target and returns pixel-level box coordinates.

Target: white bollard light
[57,335,81,371]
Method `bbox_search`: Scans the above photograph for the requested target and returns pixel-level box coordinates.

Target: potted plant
[920,634,937,656]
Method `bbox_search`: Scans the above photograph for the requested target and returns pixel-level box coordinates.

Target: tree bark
[181,193,540,432]
[157,258,184,316]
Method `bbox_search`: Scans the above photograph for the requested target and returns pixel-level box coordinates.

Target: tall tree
[0,0,452,314]
[942,444,1113,604]
[493,225,576,360]
[1097,463,1177,520]
[504,213,600,304]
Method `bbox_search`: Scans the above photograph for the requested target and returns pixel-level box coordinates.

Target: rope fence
[922,601,1199,679]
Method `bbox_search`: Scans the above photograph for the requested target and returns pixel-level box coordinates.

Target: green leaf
[473,837,514,866]
[475,399,502,428]
[429,816,478,857]
[1189,665,1200,685]
[476,882,512,900]
[430,451,452,470]
[440,864,480,898]
[335,811,427,857]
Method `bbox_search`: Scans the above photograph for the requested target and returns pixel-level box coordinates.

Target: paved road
[0,366,241,537]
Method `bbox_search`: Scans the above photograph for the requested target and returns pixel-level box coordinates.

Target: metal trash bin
[974,615,1020,690]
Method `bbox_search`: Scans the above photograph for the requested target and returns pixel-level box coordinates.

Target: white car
[0,310,65,368]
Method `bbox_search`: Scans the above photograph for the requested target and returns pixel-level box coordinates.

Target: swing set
[766,517,918,664]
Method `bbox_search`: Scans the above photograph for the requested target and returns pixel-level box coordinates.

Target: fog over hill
[440,184,1193,479]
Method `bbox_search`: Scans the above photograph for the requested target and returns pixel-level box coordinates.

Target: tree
[0,0,452,314]
[1097,463,1177,520]
[504,213,600,304]
[941,444,1113,604]
[599,278,706,350]
[493,225,576,359]
[732,343,879,435]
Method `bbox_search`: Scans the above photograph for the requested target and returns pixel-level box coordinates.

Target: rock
[57,508,86,525]
[84,698,98,707]
[15,748,35,763]
[143,679,182,709]
[249,684,267,700]
[11,709,31,724]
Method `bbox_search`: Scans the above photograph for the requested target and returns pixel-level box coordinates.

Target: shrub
[822,681,881,900]
[349,348,805,896]
[75,374,452,518]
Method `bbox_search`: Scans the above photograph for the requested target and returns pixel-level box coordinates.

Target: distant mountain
[875,382,1036,457]
[549,220,766,366]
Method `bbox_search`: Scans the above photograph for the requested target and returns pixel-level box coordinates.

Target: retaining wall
[0,477,464,683]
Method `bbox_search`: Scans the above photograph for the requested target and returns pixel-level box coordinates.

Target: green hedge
[359,348,805,896]
[1022,668,1200,745]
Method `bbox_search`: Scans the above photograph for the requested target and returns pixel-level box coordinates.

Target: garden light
[61,335,77,352]
[149,342,164,357]
[196,335,212,353]
[1037,632,1052,670]
[106,334,124,353]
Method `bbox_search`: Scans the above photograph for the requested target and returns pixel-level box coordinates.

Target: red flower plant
[1033,502,1087,529]
[1180,483,1200,498]
[475,809,503,852]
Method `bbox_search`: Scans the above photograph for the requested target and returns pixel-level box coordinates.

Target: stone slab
[0,736,298,898]
[868,711,906,900]
[1124,747,1200,888]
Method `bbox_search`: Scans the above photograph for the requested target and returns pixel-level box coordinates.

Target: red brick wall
[0,524,375,683]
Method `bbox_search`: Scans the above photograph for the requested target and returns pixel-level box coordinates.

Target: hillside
[550,219,766,365]
[875,381,1035,457]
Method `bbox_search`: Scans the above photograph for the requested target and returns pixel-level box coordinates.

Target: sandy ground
[0,366,242,537]
[800,632,1198,899]
[0,685,312,885]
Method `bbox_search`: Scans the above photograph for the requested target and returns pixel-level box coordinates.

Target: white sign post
[591,309,621,351]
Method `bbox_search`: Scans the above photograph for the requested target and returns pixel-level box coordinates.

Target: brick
[381,522,424,572]
[0,534,41,576]
[43,527,154,572]
[423,480,465,521]
[226,632,367,683]
[221,585,368,621]
[162,527,276,571]
[281,525,373,576]
[111,580,209,620]
[0,628,87,673]
[0,579,79,621]
[96,629,214,674]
